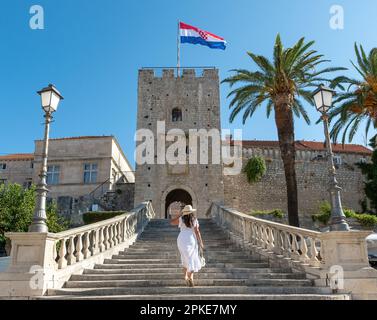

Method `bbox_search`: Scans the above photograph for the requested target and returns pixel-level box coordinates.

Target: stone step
[115,253,259,260]
[40,293,351,300]
[85,267,292,274]
[137,235,228,239]
[48,286,335,296]
[109,256,261,263]
[71,272,307,281]
[123,248,242,253]
[100,261,270,268]
[46,218,344,301]
[134,240,233,245]
[142,229,225,233]
[64,278,313,288]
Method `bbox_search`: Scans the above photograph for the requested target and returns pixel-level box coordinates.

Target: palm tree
[222,34,345,227]
[329,44,377,144]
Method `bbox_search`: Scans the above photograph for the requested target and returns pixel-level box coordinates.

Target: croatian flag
[179,22,226,50]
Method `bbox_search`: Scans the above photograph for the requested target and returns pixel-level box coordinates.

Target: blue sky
[1,0,376,167]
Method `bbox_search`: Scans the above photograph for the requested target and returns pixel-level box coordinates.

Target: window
[47,165,60,185]
[84,163,98,184]
[359,157,367,164]
[0,179,6,185]
[172,108,182,122]
[333,155,342,166]
[24,178,32,189]
[0,163,6,170]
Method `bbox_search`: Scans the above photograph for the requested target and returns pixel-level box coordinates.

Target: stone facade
[134,68,224,218]
[0,154,34,188]
[33,136,134,200]
[223,140,372,228]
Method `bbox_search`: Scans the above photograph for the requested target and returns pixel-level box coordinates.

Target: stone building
[223,139,373,228]
[134,68,224,218]
[1,136,135,218]
[0,153,34,187]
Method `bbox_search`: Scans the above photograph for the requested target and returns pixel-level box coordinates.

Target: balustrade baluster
[99,227,105,252]
[112,224,117,246]
[117,223,122,244]
[83,232,89,259]
[267,227,273,250]
[67,236,75,265]
[75,234,83,262]
[309,237,320,266]
[257,225,263,247]
[285,232,292,258]
[291,233,299,258]
[90,230,95,255]
[103,226,108,250]
[279,230,285,254]
[58,238,67,269]
[109,225,114,248]
[299,234,309,262]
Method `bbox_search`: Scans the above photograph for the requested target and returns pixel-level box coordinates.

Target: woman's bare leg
[187,271,194,287]
[183,267,188,279]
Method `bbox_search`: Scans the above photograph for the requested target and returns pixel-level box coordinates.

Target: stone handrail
[209,204,322,267]
[209,203,377,300]
[49,201,154,270]
[0,201,155,297]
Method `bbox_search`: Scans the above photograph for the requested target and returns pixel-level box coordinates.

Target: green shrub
[249,209,285,219]
[312,201,377,227]
[0,183,68,249]
[83,211,128,224]
[243,156,267,183]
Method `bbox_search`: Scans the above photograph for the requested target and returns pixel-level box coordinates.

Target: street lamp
[29,84,63,232]
[312,84,350,231]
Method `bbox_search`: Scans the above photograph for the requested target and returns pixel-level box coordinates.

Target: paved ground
[0,257,10,272]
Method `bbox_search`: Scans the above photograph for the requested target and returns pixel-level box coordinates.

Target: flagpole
[177,19,180,77]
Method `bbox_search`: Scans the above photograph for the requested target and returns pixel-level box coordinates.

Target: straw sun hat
[181,205,197,216]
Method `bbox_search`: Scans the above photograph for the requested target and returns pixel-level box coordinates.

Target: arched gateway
[164,189,192,218]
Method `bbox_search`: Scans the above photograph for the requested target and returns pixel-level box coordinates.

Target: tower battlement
[139,67,218,79]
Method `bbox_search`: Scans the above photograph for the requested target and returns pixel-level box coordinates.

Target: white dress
[177,217,202,273]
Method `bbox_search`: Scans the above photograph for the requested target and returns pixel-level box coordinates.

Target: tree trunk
[274,99,299,227]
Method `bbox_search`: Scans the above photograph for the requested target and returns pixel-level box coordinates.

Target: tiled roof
[232,140,373,155]
[36,135,114,142]
[0,153,34,161]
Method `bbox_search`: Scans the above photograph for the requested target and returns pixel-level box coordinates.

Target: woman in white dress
[170,204,204,287]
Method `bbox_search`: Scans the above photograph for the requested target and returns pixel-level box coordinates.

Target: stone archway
[161,185,197,219]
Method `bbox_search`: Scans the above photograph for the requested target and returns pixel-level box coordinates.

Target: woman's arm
[170,213,181,226]
[194,225,204,248]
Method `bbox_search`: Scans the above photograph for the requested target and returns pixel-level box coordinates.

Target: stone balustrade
[210,204,322,267]
[208,202,377,299]
[0,201,155,298]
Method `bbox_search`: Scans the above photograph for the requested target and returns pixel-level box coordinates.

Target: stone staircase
[43,219,350,300]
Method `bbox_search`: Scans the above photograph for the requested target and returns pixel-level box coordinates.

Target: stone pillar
[320,231,371,271]
[313,231,377,299]
[0,233,56,297]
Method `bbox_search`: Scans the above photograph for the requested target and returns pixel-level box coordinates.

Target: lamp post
[29,84,63,232]
[312,84,350,231]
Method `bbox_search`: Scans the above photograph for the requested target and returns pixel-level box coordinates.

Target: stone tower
[134,68,224,218]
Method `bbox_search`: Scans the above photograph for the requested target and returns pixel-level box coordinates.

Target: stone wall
[224,147,367,228]
[0,157,33,187]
